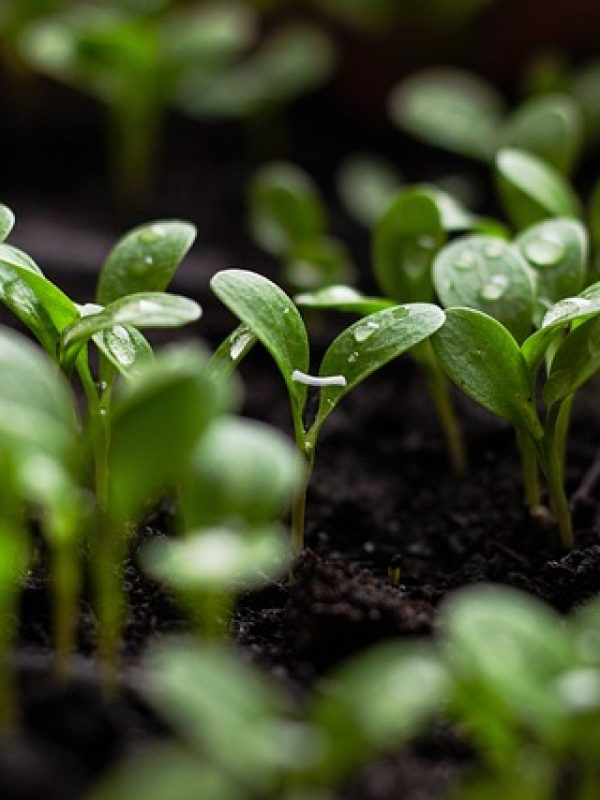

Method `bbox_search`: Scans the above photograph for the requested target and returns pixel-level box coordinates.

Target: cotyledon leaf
[431,307,543,440]
[96,220,197,305]
[312,303,445,435]
[521,283,600,374]
[93,325,154,377]
[515,219,587,313]
[0,206,16,243]
[210,269,310,419]
[295,285,394,316]
[543,314,600,408]
[373,188,445,303]
[432,235,535,342]
[59,293,201,369]
[0,244,79,354]
[496,148,581,231]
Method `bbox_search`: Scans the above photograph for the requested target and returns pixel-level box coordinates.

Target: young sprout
[0,210,199,508]
[430,220,587,523]
[210,268,445,555]
[91,634,447,799]
[0,325,80,721]
[248,162,355,291]
[142,415,305,637]
[390,69,584,175]
[94,342,229,685]
[431,276,600,546]
[297,184,495,475]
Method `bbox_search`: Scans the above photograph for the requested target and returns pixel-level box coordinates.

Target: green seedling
[0,325,81,722]
[20,1,256,204]
[91,632,447,799]
[248,162,355,291]
[440,586,600,799]
[390,69,584,176]
[0,209,199,508]
[93,342,229,683]
[431,272,600,545]
[142,415,305,637]
[210,268,445,555]
[296,184,507,475]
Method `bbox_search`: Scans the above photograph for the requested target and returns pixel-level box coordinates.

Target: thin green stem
[93,515,125,694]
[554,393,574,486]
[516,429,542,511]
[53,540,80,680]
[414,341,467,476]
[543,404,574,547]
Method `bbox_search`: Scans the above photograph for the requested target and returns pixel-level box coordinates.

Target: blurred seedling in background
[0,325,81,724]
[142,415,305,638]
[389,67,585,175]
[20,2,334,206]
[91,633,447,799]
[210,268,445,555]
[248,161,355,292]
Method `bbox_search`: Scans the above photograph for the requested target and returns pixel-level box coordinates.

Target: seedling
[440,586,600,798]
[210,268,445,555]
[0,209,199,507]
[296,184,506,475]
[0,325,80,722]
[91,633,447,799]
[20,2,256,204]
[390,68,584,175]
[248,162,355,291]
[142,415,305,637]
[430,270,600,545]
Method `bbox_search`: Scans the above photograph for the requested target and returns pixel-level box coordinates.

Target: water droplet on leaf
[353,320,380,342]
[480,273,509,301]
[455,251,475,270]
[524,235,565,267]
[229,330,254,360]
[484,242,503,259]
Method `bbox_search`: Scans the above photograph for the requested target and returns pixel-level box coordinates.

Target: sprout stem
[418,342,467,476]
[53,541,80,679]
[291,425,316,559]
[517,430,542,511]
[543,404,574,547]
[93,516,125,694]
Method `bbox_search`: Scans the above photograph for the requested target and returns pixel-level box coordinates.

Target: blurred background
[2,0,600,296]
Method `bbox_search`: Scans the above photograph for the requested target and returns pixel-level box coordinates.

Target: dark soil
[2,81,600,800]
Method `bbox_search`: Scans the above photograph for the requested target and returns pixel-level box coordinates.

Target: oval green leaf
[142,526,290,591]
[60,293,201,368]
[210,269,310,420]
[373,188,445,303]
[516,219,587,314]
[431,307,542,439]
[433,235,535,342]
[500,94,583,175]
[96,220,197,305]
[543,314,600,408]
[388,69,504,160]
[496,148,581,231]
[247,162,326,256]
[313,303,445,433]
[182,417,305,527]
[295,285,394,315]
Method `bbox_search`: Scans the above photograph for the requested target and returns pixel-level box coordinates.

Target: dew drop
[348,351,359,364]
[524,235,565,267]
[229,330,254,360]
[139,230,160,245]
[144,255,154,265]
[454,251,475,270]
[353,320,380,342]
[543,296,595,326]
[480,273,509,301]
[484,242,503,259]
[282,307,290,315]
